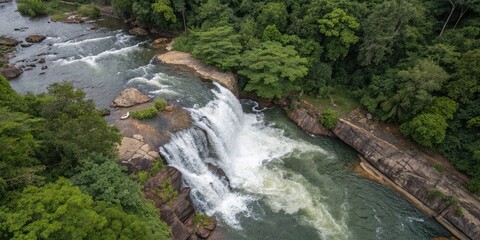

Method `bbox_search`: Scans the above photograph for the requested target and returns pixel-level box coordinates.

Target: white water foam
[53,44,141,67]
[54,36,115,48]
[160,83,351,238]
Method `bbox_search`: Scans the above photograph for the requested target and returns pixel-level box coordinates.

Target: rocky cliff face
[286,100,335,137]
[333,119,480,239]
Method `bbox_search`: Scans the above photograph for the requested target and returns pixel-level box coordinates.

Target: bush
[154,98,167,111]
[78,5,101,19]
[194,213,212,227]
[131,106,158,120]
[137,171,149,185]
[150,159,165,176]
[319,108,339,129]
[17,0,48,17]
[172,34,194,52]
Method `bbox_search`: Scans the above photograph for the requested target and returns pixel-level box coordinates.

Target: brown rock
[25,35,46,43]
[111,88,150,107]
[0,37,20,46]
[204,217,217,231]
[129,27,148,36]
[89,25,97,30]
[153,37,169,45]
[173,188,195,223]
[1,64,23,79]
[207,163,230,187]
[38,57,45,64]
[165,105,174,112]
[196,227,211,239]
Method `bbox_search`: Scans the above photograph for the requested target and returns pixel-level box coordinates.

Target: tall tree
[238,42,308,99]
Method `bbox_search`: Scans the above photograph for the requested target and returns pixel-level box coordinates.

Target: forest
[0,76,171,239]
[104,0,480,192]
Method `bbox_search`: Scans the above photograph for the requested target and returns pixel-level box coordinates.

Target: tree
[0,178,169,240]
[446,49,480,103]
[0,108,44,197]
[262,24,283,42]
[72,154,144,212]
[35,82,121,178]
[152,0,176,23]
[257,2,288,31]
[318,8,360,61]
[190,25,242,70]
[319,108,339,129]
[401,113,448,147]
[424,97,459,120]
[238,42,308,99]
[358,0,425,66]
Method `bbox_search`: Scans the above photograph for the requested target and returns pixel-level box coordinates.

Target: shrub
[78,5,101,19]
[154,98,167,111]
[319,108,339,129]
[468,177,480,193]
[427,189,443,201]
[194,213,212,227]
[172,34,194,52]
[433,163,445,173]
[137,171,149,185]
[455,207,464,217]
[131,106,158,120]
[17,0,48,17]
[150,158,165,176]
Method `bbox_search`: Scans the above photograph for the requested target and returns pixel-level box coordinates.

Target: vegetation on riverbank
[93,0,480,193]
[0,76,170,239]
[17,0,100,21]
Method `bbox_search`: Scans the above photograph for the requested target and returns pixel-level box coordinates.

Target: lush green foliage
[0,178,169,240]
[17,0,47,17]
[154,98,167,111]
[238,42,308,99]
[78,5,101,19]
[131,106,158,119]
[319,108,340,129]
[400,114,448,147]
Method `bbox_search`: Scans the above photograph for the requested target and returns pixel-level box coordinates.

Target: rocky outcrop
[157,51,238,96]
[111,88,151,107]
[333,119,480,239]
[286,100,335,137]
[25,35,46,43]
[117,134,160,172]
[1,64,23,79]
[129,27,148,36]
[144,167,217,240]
[0,37,20,47]
[207,163,230,187]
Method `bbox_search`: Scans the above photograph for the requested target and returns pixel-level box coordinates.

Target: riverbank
[287,99,480,240]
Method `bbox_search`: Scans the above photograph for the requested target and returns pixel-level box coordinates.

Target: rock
[118,136,157,173]
[41,66,48,70]
[204,217,217,231]
[153,37,169,45]
[100,108,110,116]
[161,206,191,240]
[173,188,195,223]
[366,113,373,120]
[133,134,144,142]
[26,63,36,68]
[111,88,151,107]
[89,25,97,30]
[0,37,20,46]
[129,27,148,36]
[38,58,45,64]
[207,163,230,187]
[20,43,32,48]
[286,101,335,137]
[124,18,134,24]
[196,227,210,239]
[1,64,23,79]
[25,35,46,43]
[14,27,28,31]
[23,67,33,71]
[165,105,174,112]
[39,72,45,75]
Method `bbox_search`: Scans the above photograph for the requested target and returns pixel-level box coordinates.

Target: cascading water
[161,83,350,238]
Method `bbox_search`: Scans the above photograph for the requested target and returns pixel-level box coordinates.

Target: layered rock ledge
[286,99,480,240]
[157,51,238,96]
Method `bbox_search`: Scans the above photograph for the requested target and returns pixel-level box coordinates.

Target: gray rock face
[333,119,480,239]
[286,100,336,137]
[25,35,46,43]
[129,27,148,36]
[111,88,151,107]
[1,64,23,79]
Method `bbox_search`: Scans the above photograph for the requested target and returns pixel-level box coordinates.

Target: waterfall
[160,83,350,238]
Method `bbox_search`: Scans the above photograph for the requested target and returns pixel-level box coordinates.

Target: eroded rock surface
[25,35,46,43]
[111,88,151,107]
[157,51,238,96]
[129,27,148,36]
[0,37,20,46]
[1,64,23,79]
[117,135,160,172]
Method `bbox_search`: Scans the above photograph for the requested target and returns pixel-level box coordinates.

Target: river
[1,2,451,239]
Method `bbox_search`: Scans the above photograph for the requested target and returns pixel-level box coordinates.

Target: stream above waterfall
[1,2,450,239]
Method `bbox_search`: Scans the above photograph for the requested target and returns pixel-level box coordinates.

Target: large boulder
[117,136,159,173]
[111,88,150,107]
[0,37,20,47]
[129,27,148,36]
[1,64,23,79]
[25,35,46,43]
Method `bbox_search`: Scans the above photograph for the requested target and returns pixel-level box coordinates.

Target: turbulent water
[1,2,451,239]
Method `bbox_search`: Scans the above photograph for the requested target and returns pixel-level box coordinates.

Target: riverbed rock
[287,100,335,137]
[111,88,151,107]
[38,57,45,63]
[129,27,148,36]
[20,43,32,48]
[118,136,160,173]
[0,37,20,46]
[207,163,230,187]
[332,119,480,239]
[157,51,238,96]
[25,35,46,43]
[1,64,23,79]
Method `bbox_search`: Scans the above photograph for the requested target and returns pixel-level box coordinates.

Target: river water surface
[1,2,451,239]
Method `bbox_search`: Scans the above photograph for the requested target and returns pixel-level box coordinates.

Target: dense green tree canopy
[238,42,308,99]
